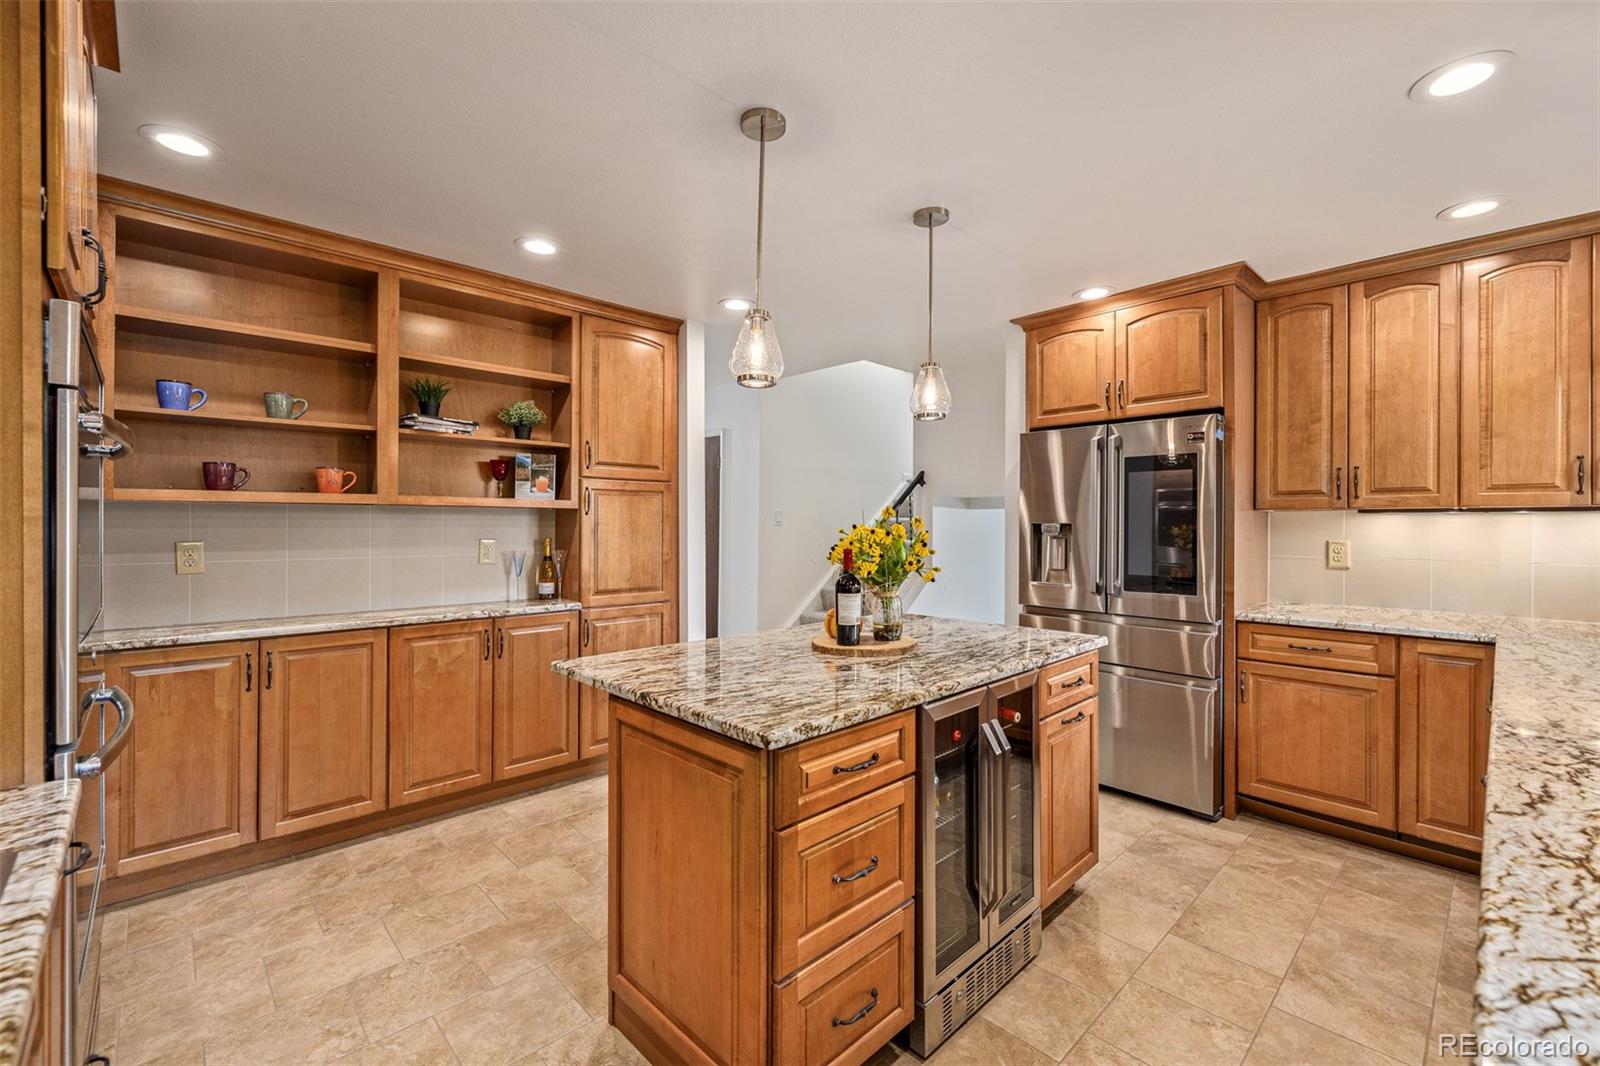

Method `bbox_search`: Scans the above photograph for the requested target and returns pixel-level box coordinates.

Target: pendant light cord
[754,115,766,310]
[925,216,934,368]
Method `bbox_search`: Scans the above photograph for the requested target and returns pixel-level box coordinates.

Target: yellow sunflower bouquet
[826,508,941,642]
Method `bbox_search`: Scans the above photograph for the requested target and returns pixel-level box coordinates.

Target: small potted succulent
[497,399,547,439]
[406,376,453,418]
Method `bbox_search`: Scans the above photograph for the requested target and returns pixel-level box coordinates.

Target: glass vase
[872,587,905,642]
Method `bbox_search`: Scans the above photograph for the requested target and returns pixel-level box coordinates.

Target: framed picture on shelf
[515,453,558,500]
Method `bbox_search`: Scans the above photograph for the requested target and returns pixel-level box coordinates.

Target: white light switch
[175,541,204,575]
[1326,539,1351,570]
[773,509,784,527]
[479,539,497,565]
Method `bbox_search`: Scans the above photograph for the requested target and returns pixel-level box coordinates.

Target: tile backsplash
[90,502,559,630]
[1268,511,1600,622]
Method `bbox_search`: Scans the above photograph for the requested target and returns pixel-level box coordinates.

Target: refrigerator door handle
[1108,430,1124,597]
[1093,432,1106,596]
[74,685,133,779]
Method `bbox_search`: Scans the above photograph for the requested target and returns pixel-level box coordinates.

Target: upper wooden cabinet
[388,621,493,806]
[1255,286,1348,510]
[1113,289,1225,418]
[258,630,387,839]
[1027,313,1115,428]
[1398,639,1493,852]
[581,317,678,482]
[1349,266,1460,509]
[1460,239,1593,508]
[493,612,580,780]
[44,0,99,302]
[581,478,676,608]
[106,643,257,877]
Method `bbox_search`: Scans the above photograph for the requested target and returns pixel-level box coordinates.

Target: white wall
[705,381,761,636]
[912,349,1007,500]
[914,501,1006,624]
[1267,510,1600,622]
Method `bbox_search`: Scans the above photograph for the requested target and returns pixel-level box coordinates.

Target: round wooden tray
[811,632,917,657]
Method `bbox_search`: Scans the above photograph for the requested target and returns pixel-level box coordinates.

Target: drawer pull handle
[832,988,879,1028]
[1064,711,1087,726]
[832,751,881,775]
[64,841,93,876]
[832,855,880,885]
[1055,677,1087,691]
[1286,643,1333,654]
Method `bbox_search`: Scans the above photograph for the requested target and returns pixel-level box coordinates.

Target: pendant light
[910,206,952,421]
[729,107,786,388]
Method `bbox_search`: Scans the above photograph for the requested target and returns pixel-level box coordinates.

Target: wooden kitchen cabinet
[1113,288,1225,418]
[105,642,257,876]
[258,629,387,839]
[1255,285,1348,509]
[44,0,99,302]
[581,478,676,609]
[1349,266,1460,509]
[388,621,493,806]
[1027,313,1116,428]
[1399,639,1494,852]
[493,612,580,780]
[1460,239,1592,508]
[581,316,678,482]
[578,602,673,758]
[1237,660,1397,831]
[1039,698,1099,908]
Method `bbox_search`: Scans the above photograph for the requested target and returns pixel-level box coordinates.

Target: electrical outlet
[175,541,205,575]
[478,539,497,565]
[1326,539,1351,571]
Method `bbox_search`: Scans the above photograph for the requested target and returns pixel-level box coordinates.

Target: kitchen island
[554,616,1105,1066]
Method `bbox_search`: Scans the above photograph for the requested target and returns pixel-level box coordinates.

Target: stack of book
[399,413,480,435]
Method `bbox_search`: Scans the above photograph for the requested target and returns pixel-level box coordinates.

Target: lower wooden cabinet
[579,602,672,758]
[1399,639,1494,851]
[1039,698,1099,908]
[388,620,493,806]
[494,612,580,780]
[106,642,257,876]
[258,629,387,839]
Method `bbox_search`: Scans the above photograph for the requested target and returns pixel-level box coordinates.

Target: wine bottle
[536,537,558,601]
[836,547,862,646]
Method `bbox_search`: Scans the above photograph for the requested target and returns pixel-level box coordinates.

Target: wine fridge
[907,671,1041,1056]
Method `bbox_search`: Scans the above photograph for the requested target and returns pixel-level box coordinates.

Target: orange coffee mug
[315,466,357,493]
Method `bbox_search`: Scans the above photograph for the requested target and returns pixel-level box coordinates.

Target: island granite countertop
[553,615,1106,749]
[1238,602,1600,1058]
[0,780,80,1066]
[81,599,583,655]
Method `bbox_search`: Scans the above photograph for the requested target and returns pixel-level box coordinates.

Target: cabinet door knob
[245,652,253,692]
[585,441,593,470]
[1238,670,1247,704]
[1335,467,1343,502]
[1352,466,1360,501]
[498,630,506,659]
[265,651,274,690]
[583,619,591,647]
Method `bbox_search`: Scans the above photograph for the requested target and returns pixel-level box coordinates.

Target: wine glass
[552,549,568,599]
[508,549,529,601]
[487,458,511,499]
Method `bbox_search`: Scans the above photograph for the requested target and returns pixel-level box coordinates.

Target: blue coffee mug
[155,379,207,411]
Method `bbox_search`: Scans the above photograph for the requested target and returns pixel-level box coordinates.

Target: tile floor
[98,775,1478,1065]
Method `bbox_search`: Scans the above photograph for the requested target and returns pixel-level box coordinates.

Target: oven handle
[74,684,133,779]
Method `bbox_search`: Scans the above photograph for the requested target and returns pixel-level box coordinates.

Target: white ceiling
[97,2,1600,378]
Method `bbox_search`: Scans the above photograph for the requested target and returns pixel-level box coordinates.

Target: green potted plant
[406,376,453,418]
[497,399,547,439]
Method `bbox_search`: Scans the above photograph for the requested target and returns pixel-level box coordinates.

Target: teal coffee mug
[263,392,310,420]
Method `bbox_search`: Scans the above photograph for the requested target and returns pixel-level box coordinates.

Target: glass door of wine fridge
[919,688,988,997]
[990,673,1038,938]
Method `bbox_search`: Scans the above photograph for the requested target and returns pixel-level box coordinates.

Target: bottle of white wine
[536,537,557,601]
[836,548,862,646]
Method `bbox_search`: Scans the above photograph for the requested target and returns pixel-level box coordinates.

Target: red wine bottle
[836,548,862,646]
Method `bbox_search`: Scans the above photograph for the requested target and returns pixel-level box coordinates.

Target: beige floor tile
[1337,852,1457,913]
[979,963,1104,1059]
[481,856,592,918]
[203,984,366,1065]
[311,858,429,930]
[246,849,359,911]
[1446,880,1480,940]
[1060,877,1187,951]
[348,941,493,1041]
[1316,884,1448,945]
[503,779,608,828]
[114,958,275,1065]
[1060,1033,1148,1066]
[192,901,324,976]
[1242,1008,1408,1066]
[1124,824,1236,878]
[1134,934,1280,1031]
[555,876,608,940]
[1033,916,1148,1001]
[428,801,522,851]
[1096,825,1140,864]
[334,1018,459,1066]
[382,883,504,958]
[1091,850,1213,911]
[496,818,594,868]
[435,964,590,1063]
[100,930,194,1003]
[532,1018,646,1066]
[458,906,595,985]
[1169,894,1305,977]
[1241,822,1352,866]
[124,879,251,950]
[264,918,402,1005]
[1436,931,1477,998]
[925,1017,1056,1066]
[1274,954,1434,1062]
[1099,791,1165,836]
[1424,984,1477,1065]
[567,806,608,842]
[1088,979,1254,1066]
[1292,913,1441,1006]
[548,941,608,1018]
[1198,860,1328,931]
[336,830,414,876]
[401,834,520,894]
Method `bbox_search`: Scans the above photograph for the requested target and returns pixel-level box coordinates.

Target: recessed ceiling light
[719,298,753,312]
[1437,197,1507,221]
[515,236,558,256]
[138,124,219,158]
[1074,286,1111,301]
[1408,50,1514,102]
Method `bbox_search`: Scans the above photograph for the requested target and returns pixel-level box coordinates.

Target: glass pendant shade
[910,361,951,420]
[730,308,783,388]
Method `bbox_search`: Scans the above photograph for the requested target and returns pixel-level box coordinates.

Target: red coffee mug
[202,461,250,491]
[315,466,358,494]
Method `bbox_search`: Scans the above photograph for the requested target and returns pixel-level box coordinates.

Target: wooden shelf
[119,404,377,435]
[392,495,578,509]
[117,306,378,360]
[399,351,570,387]
[397,428,569,450]
[109,488,381,506]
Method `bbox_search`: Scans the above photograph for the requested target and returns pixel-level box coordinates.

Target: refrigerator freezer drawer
[1017,609,1220,680]
[1098,665,1221,818]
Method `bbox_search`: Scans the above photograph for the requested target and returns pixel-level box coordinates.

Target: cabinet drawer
[772,903,915,1066]
[773,712,915,829]
[1238,623,1396,676]
[773,778,915,980]
[1039,654,1098,714]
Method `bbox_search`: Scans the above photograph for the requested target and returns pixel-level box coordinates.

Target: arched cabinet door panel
[580,317,677,482]
[1255,286,1348,510]
[1027,313,1115,428]
[1113,288,1224,419]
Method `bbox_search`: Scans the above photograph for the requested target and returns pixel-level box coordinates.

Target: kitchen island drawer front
[1039,654,1098,715]
[773,712,916,829]
[1238,623,1396,676]
[774,778,916,980]
[772,903,915,1066]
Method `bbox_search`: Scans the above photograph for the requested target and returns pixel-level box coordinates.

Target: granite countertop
[0,780,80,1066]
[553,615,1106,749]
[81,599,584,654]
[1237,602,1600,1056]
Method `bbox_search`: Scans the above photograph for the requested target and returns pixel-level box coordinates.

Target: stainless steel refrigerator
[1018,413,1224,818]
